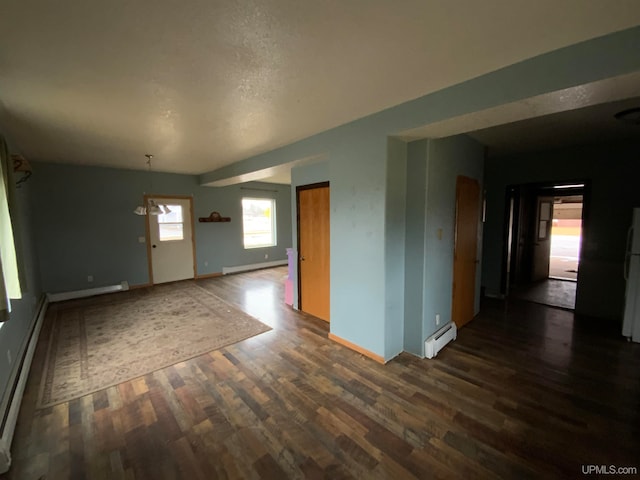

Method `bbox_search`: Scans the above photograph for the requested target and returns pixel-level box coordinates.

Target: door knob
[300,256,305,261]
[152,244,157,248]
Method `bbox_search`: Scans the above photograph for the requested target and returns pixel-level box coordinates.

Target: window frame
[157,205,185,242]
[241,197,277,249]
[0,137,22,320]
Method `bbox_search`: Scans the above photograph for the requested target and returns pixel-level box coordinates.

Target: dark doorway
[549,195,582,281]
[502,181,587,310]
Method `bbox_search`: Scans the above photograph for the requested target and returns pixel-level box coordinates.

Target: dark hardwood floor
[2,267,639,479]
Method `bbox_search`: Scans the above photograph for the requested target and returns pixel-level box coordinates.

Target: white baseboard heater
[425,322,457,359]
[47,281,129,303]
[1,295,48,474]
[222,259,287,275]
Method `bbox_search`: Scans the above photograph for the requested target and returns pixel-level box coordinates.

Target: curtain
[0,136,22,321]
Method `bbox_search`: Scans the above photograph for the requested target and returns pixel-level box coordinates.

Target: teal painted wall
[482,139,640,320]
[0,156,42,414]
[423,136,484,345]
[384,138,407,360]
[329,134,389,357]
[194,27,640,361]
[288,139,392,359]
[403,136,484,357]
[30,162,291,293]
[403,140,428,355]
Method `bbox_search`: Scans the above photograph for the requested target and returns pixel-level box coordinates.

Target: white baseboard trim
[222,260,287,275]
[47,281,129,303]
[0,295,48,474]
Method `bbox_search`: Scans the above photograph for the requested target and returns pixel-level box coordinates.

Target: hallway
[510,278,577,310]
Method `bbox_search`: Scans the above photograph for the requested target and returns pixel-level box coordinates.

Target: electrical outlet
[264,254,269,259]
[6,349,11,365]
[87,275,94,282]
[435,313,441,326]
[204,261,208,267]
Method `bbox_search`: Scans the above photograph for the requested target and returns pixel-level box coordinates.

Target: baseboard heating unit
[1,295,48,474]
[222,260,287,275]
[47,281,129,303]
[425,322,457,359]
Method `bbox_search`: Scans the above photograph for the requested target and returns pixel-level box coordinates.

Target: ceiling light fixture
[552,183,584,189]
[133,154,171,216]
[614,107,640,125]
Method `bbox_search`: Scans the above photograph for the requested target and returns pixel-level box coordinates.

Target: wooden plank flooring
[2,267,640,479]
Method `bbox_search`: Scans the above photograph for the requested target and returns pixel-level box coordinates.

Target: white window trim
[0,137,22,320]
[157,205,185,242]
[242,197,277,249]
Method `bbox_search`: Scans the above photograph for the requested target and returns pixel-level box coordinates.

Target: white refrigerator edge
[622,207,640,342]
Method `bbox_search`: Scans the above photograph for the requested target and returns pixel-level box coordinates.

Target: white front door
[147,196,195,284]
[532,195,554,282]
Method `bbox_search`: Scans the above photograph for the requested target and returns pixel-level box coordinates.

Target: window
[158,205,184,241]
[0,137,21,321]
[242,198,276,248]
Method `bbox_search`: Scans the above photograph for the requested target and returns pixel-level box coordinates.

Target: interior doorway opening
[502,182,587,310]
[549,195,583,281]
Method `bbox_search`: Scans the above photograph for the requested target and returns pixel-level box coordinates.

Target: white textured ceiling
[1,1,640,175]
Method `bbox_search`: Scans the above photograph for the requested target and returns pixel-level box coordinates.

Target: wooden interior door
[297,183,330,321]
[452,176,480,329]
[531,196,554,282]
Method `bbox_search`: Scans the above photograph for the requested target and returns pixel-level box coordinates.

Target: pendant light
[133,154,171,216]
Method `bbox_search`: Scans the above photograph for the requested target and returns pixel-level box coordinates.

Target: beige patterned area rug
[37,282,271,408]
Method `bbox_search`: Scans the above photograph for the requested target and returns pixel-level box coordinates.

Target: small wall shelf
[198,211,231,223]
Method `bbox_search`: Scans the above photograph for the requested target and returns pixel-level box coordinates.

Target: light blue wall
[289,132,394,359]
[0,154,42,414]
[482,139,640,320]
[198,26,640,361]
[196,181,292,273]
[423,136,484,345]
[30,162,291,293]
[403,140,428,355]
[403,136,484,358]
[289,141,391,359]
[329,134,388,356]
[384,138,407,359]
